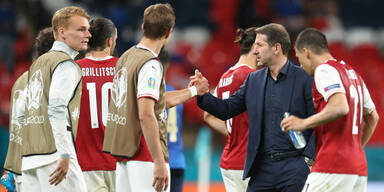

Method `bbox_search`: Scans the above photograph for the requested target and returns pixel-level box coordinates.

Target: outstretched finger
[163,176,169,191]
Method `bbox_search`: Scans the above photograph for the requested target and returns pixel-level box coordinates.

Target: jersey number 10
[86,82,113,128]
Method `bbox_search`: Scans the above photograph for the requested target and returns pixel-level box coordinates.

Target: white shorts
[22,159,87,192]
[220,168,249,192]
[83,170,115,192]
[14,174,22,192]
[116,161,170,192]
[302,172,367,192]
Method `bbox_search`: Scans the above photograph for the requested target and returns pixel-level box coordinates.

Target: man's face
[62,15,91,51]
[253,33,273,67]
[295,47,313,76]
[110,28,118,55]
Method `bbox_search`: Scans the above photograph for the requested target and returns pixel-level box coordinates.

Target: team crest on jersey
[111,67,127,108]
[27,70,44,112]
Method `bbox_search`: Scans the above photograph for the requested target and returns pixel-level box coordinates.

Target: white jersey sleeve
[314,64,345,102]
[137,59,163,101]
[362,81,375,114]
[49,61,81,157]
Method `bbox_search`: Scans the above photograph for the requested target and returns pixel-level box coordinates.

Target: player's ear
[58,27,65,40]
[303,48,310,59]
[165,28,172,39]
[107,37,112,47]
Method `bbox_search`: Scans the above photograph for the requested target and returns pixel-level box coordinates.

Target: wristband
[188,86,197,97]
[60,153,70,159]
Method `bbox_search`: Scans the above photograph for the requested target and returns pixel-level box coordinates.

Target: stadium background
[0,0,383,191]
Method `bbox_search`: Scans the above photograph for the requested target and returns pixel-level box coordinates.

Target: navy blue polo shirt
[262,62,296,154]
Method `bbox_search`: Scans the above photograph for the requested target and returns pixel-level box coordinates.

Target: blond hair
[143,3,175,39]
[52,6,90,39]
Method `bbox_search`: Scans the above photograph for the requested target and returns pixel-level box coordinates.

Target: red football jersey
[312,60,368,176]
[215,64,255,170]
[76,56,118,171]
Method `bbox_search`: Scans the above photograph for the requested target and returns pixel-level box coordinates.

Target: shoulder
[75,58,88,66]
[314,64,339,77]
[248,67,266,80]
[141,59,162,71]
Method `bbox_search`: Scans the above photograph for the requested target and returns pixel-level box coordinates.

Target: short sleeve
[362,81,375,114]
[314,64,345,102]
[137,59,163,101]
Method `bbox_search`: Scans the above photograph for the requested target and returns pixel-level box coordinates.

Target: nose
[86,30,92,38]
[252,46,259,55]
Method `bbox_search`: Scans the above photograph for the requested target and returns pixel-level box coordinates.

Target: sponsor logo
[111,68,127,108]
[324,83,341,92]
[27,70,44,112]
[107,113,126,125]
[148,77,156,89]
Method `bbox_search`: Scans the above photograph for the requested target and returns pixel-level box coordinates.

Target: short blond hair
[143,3,175,39]
[52,6,90,39]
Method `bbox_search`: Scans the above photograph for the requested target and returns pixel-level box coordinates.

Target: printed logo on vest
[72,107,80,120]
[10,89,25,145]
[159,108,167,124]
[111,67,127,108]
[27,70,44,112]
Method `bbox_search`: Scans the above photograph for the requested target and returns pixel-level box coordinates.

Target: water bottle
[283,112,307,149]
[0,172,15,192]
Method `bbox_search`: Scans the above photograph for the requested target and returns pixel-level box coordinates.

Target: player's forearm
[361,110,379,146]
[304,93,349,129]
[165,89,193,109]
[139,112,165,163]
[204,112,228,136]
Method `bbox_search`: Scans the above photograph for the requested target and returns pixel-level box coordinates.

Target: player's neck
[139,37,165,55]
[236,54,256,69]
[315,53,334,67]
[88,49,111,59]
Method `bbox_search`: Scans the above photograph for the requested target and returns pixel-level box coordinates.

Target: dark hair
[234,27,257,55]
[33,27,55,60]
[255,23,291,55]
[295,28,329,54]
[88,18,116,51]
[143,3,175,40]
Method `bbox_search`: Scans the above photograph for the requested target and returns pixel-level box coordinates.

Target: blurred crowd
[0,0,383,144]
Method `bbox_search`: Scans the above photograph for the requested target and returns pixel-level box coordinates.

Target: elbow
[138,111,152,123]
[203,112,209,122]
[372,110,380,124]
[340,104,349,116]
[166,99,177,109]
